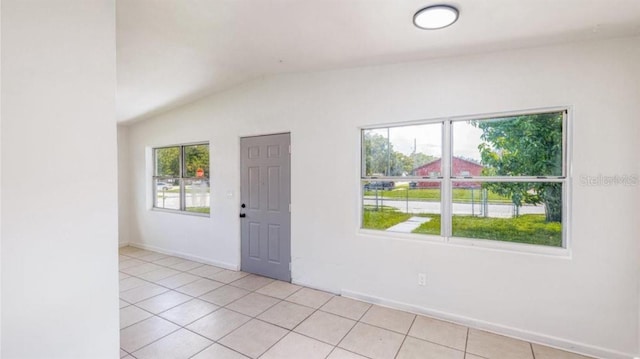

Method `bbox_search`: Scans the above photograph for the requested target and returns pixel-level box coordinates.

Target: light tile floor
[119,246,594,359]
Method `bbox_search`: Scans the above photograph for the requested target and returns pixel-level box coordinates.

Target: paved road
[364,198,545,218]
[157,192,544,218]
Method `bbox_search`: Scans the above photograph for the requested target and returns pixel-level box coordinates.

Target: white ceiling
[116,0,640,123]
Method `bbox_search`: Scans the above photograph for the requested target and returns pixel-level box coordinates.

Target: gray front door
[240,133,291,282]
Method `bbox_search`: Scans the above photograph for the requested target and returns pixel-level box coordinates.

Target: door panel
[240,133,291,281]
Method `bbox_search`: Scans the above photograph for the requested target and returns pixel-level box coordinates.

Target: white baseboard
[118,242,129,248]
[341,289,635,359]
[292,278,340,295]
[128,242,239,271]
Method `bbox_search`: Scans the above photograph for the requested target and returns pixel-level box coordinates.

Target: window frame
[152,141,210,217]
[359,107,571,255]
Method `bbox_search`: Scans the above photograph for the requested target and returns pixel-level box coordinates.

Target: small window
[153,143,210,215]
[361,110,567,248]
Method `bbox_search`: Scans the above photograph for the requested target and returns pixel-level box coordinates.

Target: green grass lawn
[187,207,210,214]
[364,188,511,203]
[363,208,562,247]
[362,206,412,230]
[454,214,561,246]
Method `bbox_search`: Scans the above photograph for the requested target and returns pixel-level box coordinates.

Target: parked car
[157,182,173,191]
[364,181,395,191]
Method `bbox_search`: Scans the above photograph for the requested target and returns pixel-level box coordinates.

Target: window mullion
[180,145,186,211]
[442,120,452,239]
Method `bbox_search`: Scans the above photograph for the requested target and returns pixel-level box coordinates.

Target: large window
[361,110,567,248]
[153,143,210,215]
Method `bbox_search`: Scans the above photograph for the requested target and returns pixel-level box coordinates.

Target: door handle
[240,203,246,218]
[239,213,246,218]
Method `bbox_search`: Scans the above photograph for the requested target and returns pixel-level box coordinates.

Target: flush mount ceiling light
[413,5,459,30]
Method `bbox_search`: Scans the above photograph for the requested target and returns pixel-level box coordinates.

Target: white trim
[152,140,208,149]
[563,108,574,250]
[360,105,571,131]
[118,242,129,248]
[447,236,571,258]
[357,228,570,258]
[151,142,210,213]
[151,207,210,218]
[128,242,239,271]
[145,146,154,210]
[341,289,635,359]
[291,279,340,295]
[357,229,444,244]
[358,107,570,254]
[442,120,452,237]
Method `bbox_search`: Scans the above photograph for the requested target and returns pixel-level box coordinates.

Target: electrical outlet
[417,273,427,286]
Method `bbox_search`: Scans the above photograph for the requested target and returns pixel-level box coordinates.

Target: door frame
[238,131,292,281]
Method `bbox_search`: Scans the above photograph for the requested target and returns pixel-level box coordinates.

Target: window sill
[358,229,445,244]
[357,229,570,258]
[447,236,570,257]
[151,207,211,218]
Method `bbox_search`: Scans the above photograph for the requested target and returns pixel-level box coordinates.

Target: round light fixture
[413,5,459,30]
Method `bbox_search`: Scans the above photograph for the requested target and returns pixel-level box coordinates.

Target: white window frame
[152,142,210,217]
[358,107,571,256]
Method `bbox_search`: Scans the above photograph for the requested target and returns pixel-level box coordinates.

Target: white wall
[118,126,130,246]
[122,37,640,358]
[1,1,119,358]
[0,2,3,353]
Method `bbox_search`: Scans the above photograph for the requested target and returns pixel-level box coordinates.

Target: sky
[366,121,485,161]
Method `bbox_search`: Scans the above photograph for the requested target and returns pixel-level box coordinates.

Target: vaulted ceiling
[117,0,640,123]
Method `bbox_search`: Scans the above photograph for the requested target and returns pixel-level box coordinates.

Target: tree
[363,132,391,176]
[156,145,210,178]
[156,147,180,176]
[473,112,563,222]
[184,144,210,177]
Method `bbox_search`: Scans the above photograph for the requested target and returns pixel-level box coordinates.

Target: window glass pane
[451,181,562,247]
[362,181,441,235]
[185,178,210,214]
[154,178,180,210]
[155,147,180,176]
[363,123,442,177]
[452,112,563,177]
[184,144,210,178]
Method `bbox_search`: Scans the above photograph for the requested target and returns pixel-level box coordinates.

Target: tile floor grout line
[120,267,278,332]
[121,247,574,359]
[464,327,470,354]
[125,322,182,356]
[333,303,374,351]
[530,342,536,359]
[120,249,374,358]
[126,250,358,358]
[119,347,134,359]
[157,310,215,331]
[393,315,417,359]
[401,331,470,354]
[210,280,339,357]
[130,307,233,358]
[187,280,306,357]
[216,340,260,359]
[124,272,224,298]
[123,288,193,311]
[185,341,215,359]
